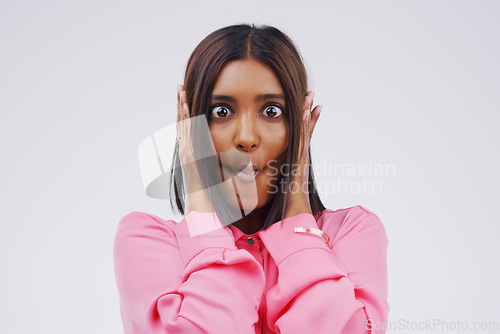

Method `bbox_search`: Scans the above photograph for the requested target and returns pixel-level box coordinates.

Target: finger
[182,91,189,119]
[298,114,311,180]
[303,91,313,111]
[302,91,313,143]
[309,104,322,139]
[180,89,194,163]
[299,107,311,163]
[299,91,316,167]
[300,90,312,138]
[302,91,314,136]
[180,91,187,139]
[304,112,311,160]
[177,84,183,124]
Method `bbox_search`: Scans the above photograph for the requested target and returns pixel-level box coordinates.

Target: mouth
[223,163,261,182]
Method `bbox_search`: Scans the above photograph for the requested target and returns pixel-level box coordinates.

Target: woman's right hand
[177,84,214,214]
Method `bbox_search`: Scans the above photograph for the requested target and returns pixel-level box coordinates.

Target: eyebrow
[211,93,285,102]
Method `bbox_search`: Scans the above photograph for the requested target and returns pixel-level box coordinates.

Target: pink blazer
[113,205,389,333]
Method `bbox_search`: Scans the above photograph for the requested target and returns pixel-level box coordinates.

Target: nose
[234,112,259,153]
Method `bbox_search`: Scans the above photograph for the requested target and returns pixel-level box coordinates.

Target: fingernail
[177,84,182,92]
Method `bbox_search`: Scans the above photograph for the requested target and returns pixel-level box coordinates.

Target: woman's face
[208,58,288,211]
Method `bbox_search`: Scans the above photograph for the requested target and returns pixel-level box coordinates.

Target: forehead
[212,59,283,94]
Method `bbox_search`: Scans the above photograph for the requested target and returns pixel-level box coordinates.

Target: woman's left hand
[285,91,322,218]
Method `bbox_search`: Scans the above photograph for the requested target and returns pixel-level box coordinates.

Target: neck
[231,198,274,235]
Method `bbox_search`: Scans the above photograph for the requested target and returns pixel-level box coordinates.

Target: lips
[234,169,260,182]
[222,162,260,173]
[221,162,262,182]
[235,163,260,173]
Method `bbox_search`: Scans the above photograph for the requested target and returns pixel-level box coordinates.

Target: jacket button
[246,237,255,246]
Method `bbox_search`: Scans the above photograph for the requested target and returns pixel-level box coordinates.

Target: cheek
[209,126,229,154]
[265,123,288,157]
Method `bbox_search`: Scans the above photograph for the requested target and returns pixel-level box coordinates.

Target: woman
[114,23,389,333]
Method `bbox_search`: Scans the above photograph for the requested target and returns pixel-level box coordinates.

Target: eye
[262,105,283,118]
[210,105,234,119]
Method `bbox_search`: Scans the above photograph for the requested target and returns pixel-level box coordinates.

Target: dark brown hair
[169,23,326,230]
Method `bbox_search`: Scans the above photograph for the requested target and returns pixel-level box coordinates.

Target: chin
[219,180,270,213]
[213,166,278,213]
[226,187,260,211]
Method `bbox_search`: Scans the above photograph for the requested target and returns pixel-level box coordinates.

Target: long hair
[169,23,326,230]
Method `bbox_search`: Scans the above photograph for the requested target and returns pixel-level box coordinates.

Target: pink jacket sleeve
[113,211,266,333]
[258,205,389,333]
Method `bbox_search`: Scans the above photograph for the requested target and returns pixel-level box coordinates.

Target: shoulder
[113,211,181,248]
[117,211,178,229]
[316,205,388,245]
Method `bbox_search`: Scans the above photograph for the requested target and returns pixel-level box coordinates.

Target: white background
[1,0,499,333]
